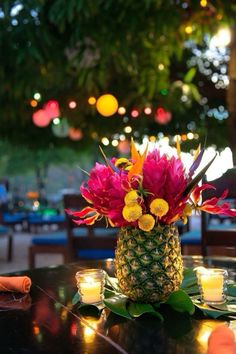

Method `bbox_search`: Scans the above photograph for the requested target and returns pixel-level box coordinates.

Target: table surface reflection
[0,256,235,354]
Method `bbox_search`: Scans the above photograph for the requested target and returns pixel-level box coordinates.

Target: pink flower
[66,140,236,229]
[192,184,236,216]
[142,151,188,223]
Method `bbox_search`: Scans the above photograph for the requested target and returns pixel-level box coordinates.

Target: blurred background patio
[1,0,236,273]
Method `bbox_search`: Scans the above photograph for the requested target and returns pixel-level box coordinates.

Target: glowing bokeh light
[112,139,119,147]
[68,101,77,109]
[187,132,194,140]
[200,0,207,7]
[51,118,69,137]
[68,127,83,141]
[185,26,193,34]
[155,107,172,124]
[30,99,38,108]
[88,96,96,105]
[124,126,132,133]
[101,137,109,145]
[118,140,130,154]
[34,92,41,101]
[32,109,51,127]
[210,28,231,48]
[96,94,118,117]
[44,100,60,119]
[53,118,60,125]
[144,107,152,115]
[118,106,126,115]
[131,109,139,118]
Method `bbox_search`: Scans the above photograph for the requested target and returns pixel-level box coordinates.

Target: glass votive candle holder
[196,267,228,305]
[75,269,106,305]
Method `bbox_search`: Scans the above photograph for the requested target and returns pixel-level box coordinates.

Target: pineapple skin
[115,224,183,303]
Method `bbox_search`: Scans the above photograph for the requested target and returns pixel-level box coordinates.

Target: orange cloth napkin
[207,325,236,354]
[0,276,32,293]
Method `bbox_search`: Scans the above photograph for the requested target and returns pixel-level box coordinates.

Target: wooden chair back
[63,194,118,261]
[201,168,236,256]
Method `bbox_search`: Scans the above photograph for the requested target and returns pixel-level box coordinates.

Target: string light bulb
[68,101,77,109]
[131,109,139,118]
[118,107,126,115]
[144,107,152,115]
[200,0,207,7]
[185,25,193,34]
[33,93,41,101]
[88,96,96,105]
[30,100,38,108]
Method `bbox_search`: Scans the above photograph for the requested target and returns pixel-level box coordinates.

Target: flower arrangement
[68,139,236,231]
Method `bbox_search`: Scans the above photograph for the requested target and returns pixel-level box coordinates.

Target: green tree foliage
[0,0,236,149]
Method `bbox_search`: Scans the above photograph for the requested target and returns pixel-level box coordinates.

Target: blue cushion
[73,227,118,237]
[32,231,67,245]
[72,228,90,237]
[76,249,115,259]
[28,214,65,224]
[208,223,236,231]
[94,228,118,237]
[3,212,26,223]
[180,230,201,245]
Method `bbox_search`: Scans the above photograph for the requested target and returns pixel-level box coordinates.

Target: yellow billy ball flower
[138,214,155,232]
[150,198,169,217]
[124,190,139,205]
[122,203,142,222]
[115,158,133,170]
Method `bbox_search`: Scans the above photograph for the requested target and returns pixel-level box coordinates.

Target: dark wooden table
[0,256,235,354]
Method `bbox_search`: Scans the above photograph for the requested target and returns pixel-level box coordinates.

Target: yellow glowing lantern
[96,94,118,117]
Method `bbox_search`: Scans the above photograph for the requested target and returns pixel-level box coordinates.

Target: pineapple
[115,224,183,303]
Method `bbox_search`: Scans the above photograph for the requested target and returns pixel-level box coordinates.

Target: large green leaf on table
[77,303,103,317]
[227,284,236,297]
[127,302,163,321]
[165,290,195,315]
[194,302,236,319]
[104,295,132,319]
[105,276,120,293]
[181,268,199,295]
[104,288,117,299]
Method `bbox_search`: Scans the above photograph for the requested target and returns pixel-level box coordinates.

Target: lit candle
[75,269,105,305]
[196,267,228,305]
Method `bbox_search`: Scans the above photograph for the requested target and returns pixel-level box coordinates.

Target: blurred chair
[2,211,27,232]
[180,229,201,255]
[201,168,236,256]
[0,221,13,261]
[63,194,118,262]
[28,229,69,268]
[27,212,65,233]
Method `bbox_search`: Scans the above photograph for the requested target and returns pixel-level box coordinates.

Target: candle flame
[84,276,94,283]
